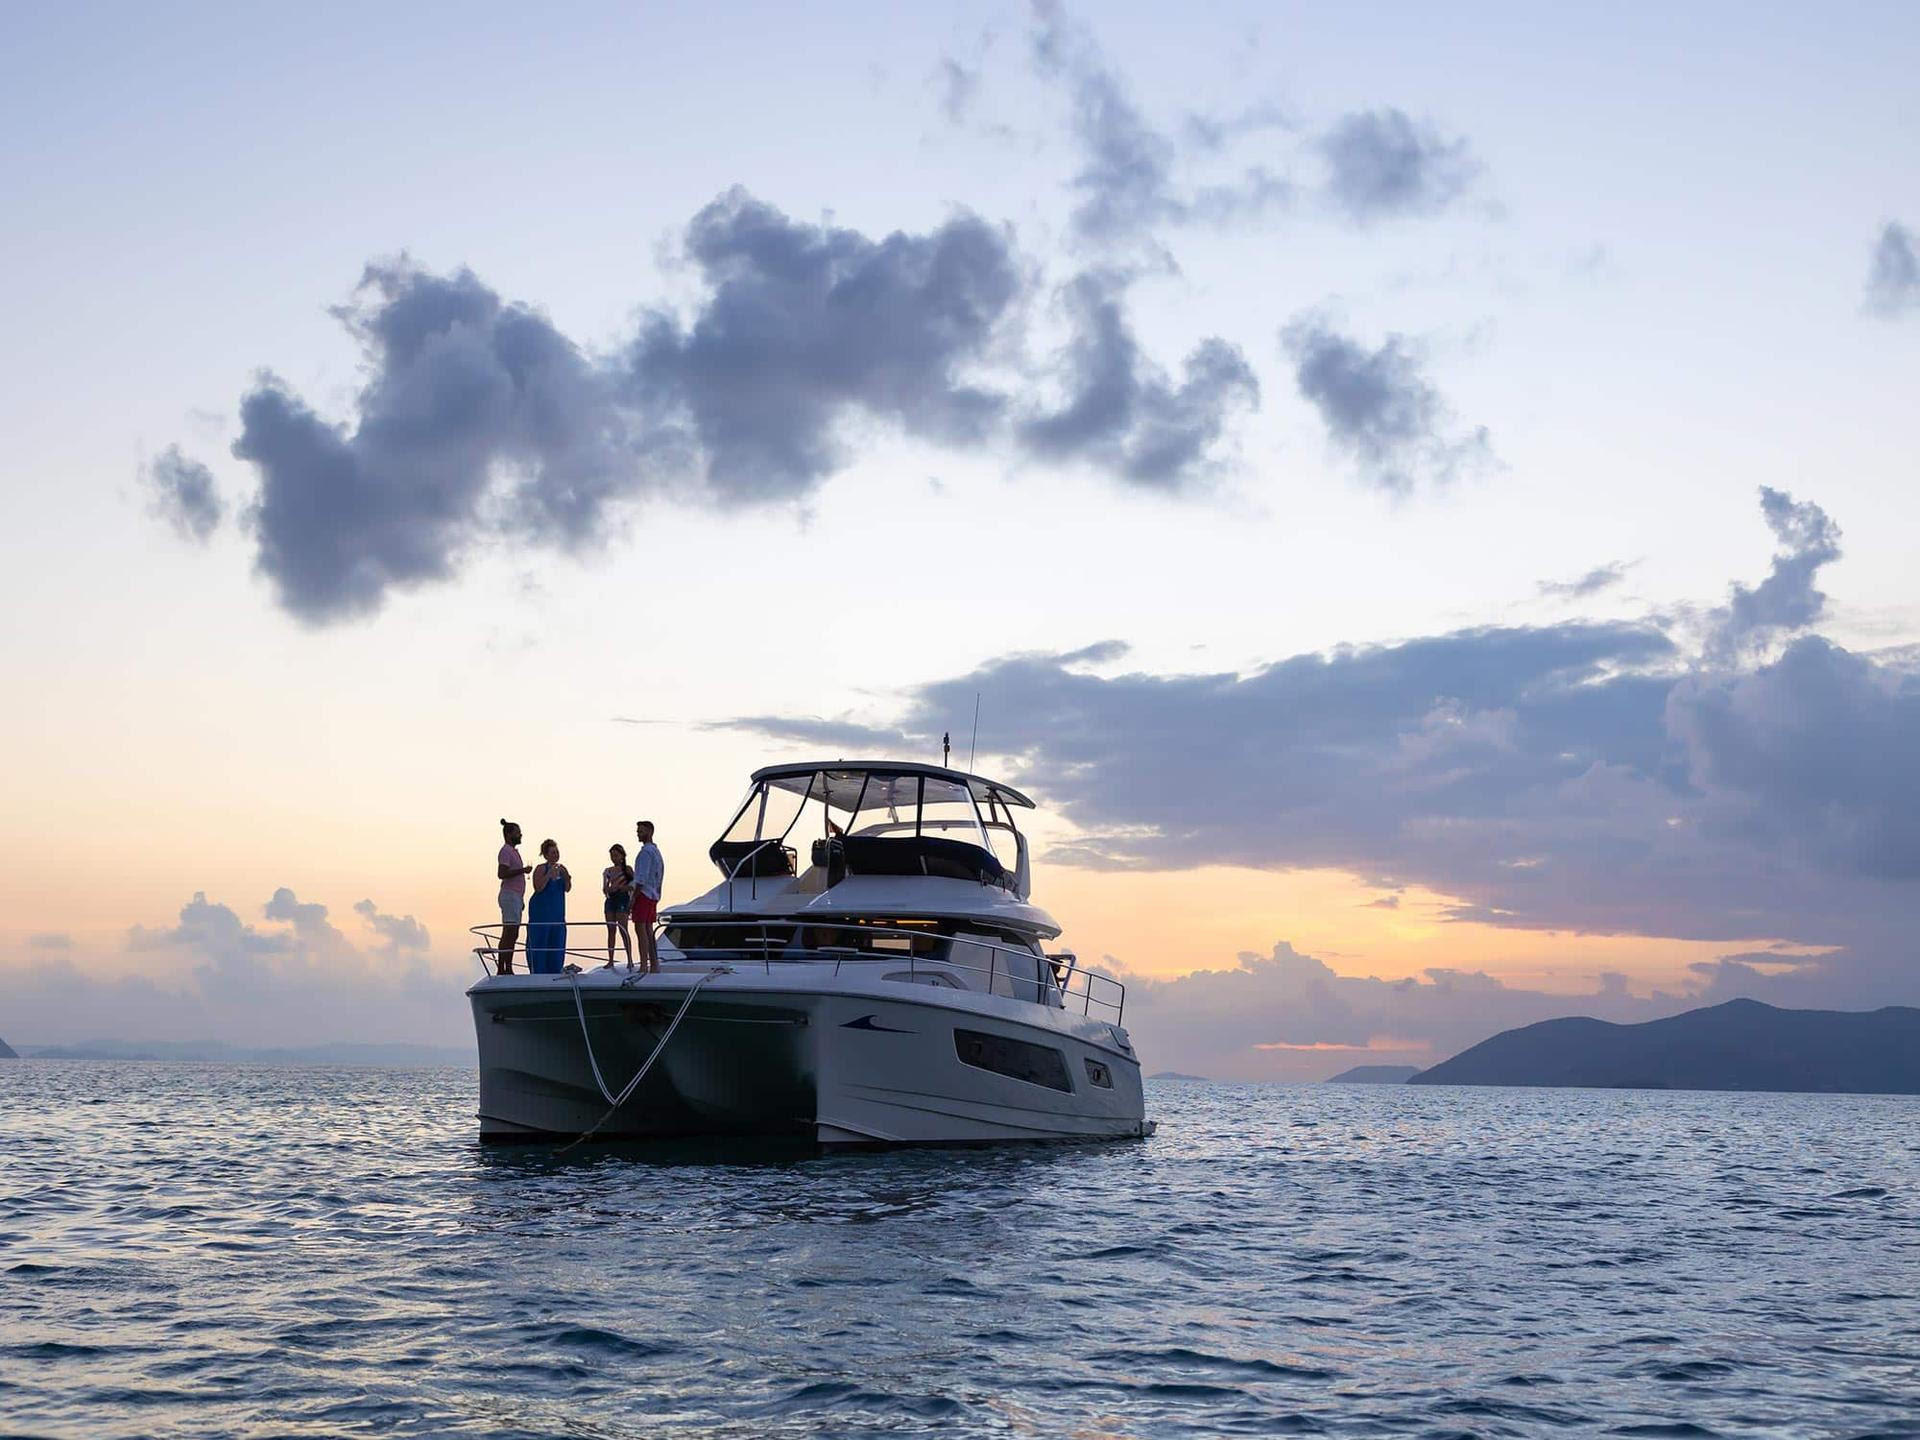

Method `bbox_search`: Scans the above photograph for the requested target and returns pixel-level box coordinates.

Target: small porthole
[1084,1058,1112,1089]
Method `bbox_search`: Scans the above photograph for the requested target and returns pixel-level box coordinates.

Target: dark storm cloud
[1863,220,1919,318]
[1317,108,1479,224]
[1017,271,1259,487]
[144,445,224,542]
[1029,0,1290,248]
[1282,316,1491,493]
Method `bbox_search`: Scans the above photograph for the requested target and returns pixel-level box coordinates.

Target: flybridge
[713,760,1035,898]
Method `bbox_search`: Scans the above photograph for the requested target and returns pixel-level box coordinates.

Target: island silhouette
[1411,998,1920,1094]
[1325,1064,1422,1084]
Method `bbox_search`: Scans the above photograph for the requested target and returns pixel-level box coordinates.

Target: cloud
[3,888,459,1049]
[264,885,336,938]
[144,445,224,542]
[1538,561,1635,601]
[934,55,981,124]
[1317,108,1480,225]
[1029,1,1290,249]
[703,714,909,751]
[197,183,1269,622]
[219,197,1021,622]
[27,932,73,951]
[1017,270,1259,486]
[726,489,1919,991]
[354,898,431,955]
[1863,220,1919,318]
[1182,102,1294,154]
[629,188,1022,503]
[1030,0,1182,246]
[1709,486,1841,658]
[1282,315,1492,493]
[233,259,640,623]
[1668,635,1920,882]
[1123,940,1681,1080]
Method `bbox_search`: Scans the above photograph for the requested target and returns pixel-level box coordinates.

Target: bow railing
[468,918,1125,1025]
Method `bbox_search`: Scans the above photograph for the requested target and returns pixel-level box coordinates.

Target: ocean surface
[2,1064,1916,1439]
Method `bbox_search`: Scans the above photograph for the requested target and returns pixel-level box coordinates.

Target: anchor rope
[561,966,729,1151]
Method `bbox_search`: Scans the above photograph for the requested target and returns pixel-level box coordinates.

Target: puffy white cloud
[1282,315,1493,494]
[4,889,458,1049]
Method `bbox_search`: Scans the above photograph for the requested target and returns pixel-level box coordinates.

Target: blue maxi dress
[526,868,568,974]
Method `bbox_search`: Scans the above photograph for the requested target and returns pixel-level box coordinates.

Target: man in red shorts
[631,819,664,975]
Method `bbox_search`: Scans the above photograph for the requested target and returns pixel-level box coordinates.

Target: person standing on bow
[602,843,635,969]
[526,839,572,975]
[494,819,531,974]
[631,820,665,976]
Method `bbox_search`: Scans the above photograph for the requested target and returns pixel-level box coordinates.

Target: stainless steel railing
[467,917,1126,1024]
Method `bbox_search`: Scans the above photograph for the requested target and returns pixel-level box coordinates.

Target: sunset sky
[2,1,1916,1078]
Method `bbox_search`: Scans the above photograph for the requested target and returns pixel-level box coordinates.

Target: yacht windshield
[709,765,1036,890]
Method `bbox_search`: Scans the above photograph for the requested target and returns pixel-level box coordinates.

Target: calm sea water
[2,1064,1916,1439]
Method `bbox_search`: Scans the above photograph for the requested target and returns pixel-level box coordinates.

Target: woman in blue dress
[526,839,572,974]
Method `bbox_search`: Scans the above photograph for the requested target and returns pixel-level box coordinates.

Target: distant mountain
[1149,1071,1211,1082]
[0,1035,17,1060]
[15,1038,474,1067]
[1411,999,1920,1095]
[1325,1064,1420,1084]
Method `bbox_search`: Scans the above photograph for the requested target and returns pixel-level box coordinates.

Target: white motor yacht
[466,760,1150,1146]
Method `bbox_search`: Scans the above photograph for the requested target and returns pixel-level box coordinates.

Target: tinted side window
[954,1028,1072,1092]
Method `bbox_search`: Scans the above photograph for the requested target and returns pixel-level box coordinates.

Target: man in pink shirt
[495,818,531,974]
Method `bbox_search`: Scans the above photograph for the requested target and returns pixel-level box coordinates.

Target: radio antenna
[941,731,951,766]
[968,692,981,771]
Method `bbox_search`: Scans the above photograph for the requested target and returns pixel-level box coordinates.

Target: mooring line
[559,967,729,1153]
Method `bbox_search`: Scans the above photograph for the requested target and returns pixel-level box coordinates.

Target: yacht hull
[469,969,1149,1146]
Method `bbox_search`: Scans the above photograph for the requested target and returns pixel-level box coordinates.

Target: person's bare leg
[644,922,659,975]
[605,921,616,967]
[617,918,634,968]
[498,923,519,974]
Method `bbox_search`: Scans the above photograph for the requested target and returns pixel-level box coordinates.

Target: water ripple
[2,1062,1918,1437]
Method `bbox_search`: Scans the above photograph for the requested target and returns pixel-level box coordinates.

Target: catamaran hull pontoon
[471,968,1148,1145]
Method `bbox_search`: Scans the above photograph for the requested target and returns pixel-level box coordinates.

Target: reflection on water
[3,1061,1918,1437]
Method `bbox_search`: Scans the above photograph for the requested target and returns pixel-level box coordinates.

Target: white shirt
[634,841,665,902]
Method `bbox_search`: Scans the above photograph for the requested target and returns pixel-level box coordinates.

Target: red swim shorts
[630,894,658,925]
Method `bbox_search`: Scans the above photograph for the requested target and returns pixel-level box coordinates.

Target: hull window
[1084,1058,1113,1089]
[953,1028,1072,1093]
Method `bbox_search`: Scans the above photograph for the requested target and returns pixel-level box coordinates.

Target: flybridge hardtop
[465,755,1149,1146]
[751,760,1038,810]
